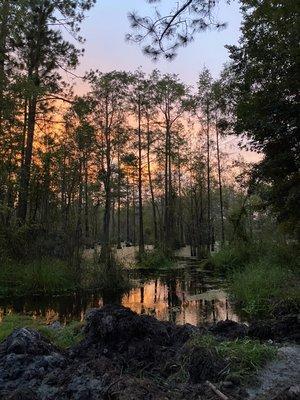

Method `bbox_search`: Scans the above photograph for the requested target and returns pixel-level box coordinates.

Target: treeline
[0,0,298,267]
[0,58,249,262]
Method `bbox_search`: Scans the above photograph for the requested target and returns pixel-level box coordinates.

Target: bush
[136,248,174,270]
[84,251,131,300]
[210,242,261,272]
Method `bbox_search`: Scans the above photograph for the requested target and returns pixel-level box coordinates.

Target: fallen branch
[206,380,229,400]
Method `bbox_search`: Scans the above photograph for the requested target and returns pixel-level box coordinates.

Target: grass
[187,334,277,383]
[229,261,300,319]
[0,314,83,348]
[0,258,77,298]
[210,242,300,320]
[136,248,174,270]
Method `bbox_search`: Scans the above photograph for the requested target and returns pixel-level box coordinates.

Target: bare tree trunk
[101,97,112,262]
[17,95,37,221]
[74,155,83,278]
[216,121,225,244]
[126,176,130,242]
[84,156,89,241]
[137,95,145,255]
[132,182,136,246]
[0,0,9,135]
[117,145,121,249]
[146,117,158,245]
[206,105,211,252]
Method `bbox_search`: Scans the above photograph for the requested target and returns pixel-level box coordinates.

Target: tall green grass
[187,334,277,383]
[211,242,300,319]
[229,261,300,319]
[0,258,77,297]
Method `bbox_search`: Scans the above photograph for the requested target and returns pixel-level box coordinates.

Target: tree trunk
[117,145,121,249]
[137,95,145,255]
[206,105,211,252]
[146,117,158,245]
[0,0,9,135]
[17,95,37,221]
[84,156,89,240]
[216,121,225,244]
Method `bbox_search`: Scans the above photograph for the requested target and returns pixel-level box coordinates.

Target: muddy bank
[0,306,299,400]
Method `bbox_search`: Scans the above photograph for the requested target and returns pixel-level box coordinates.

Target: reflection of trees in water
[0,265,237,325]
[0,292,103,323]
[166,278,181,324]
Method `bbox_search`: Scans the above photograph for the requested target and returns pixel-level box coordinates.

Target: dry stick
[206,380,229,400]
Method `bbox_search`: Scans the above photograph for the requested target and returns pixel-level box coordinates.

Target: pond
[0,259,243,326]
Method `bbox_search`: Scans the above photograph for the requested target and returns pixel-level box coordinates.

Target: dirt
[0,305,299,400]
[247,345,300,400]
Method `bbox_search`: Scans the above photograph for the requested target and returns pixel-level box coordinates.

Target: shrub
[136,248,174,270]
[84,251,131,300]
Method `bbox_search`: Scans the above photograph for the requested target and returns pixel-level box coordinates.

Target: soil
[0,305,299,400]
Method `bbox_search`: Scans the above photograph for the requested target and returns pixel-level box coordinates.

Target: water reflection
[0,261,242,326]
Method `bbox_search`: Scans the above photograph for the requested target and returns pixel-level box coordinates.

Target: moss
[0,314,83,349]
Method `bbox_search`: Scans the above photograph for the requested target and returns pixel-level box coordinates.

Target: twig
[206,380,229,400]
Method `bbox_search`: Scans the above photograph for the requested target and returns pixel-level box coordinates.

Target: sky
[70,0,242,88]
[66,1,258,163]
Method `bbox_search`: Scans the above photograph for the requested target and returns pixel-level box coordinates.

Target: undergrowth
[0,314,83,348]
[136,248,174,270]
[0,258,77,298]
[210,241,300,319]
[187,334,277,383]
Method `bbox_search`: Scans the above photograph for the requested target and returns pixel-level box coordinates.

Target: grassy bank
[0,254,131,299]
[211,242,300,319]
[186,334,277,384]
[0,258,77,298]
[0,314,83,348]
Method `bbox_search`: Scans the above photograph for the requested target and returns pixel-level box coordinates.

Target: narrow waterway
[0,259,243,325]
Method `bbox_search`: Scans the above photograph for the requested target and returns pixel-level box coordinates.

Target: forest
[0,1,299,399]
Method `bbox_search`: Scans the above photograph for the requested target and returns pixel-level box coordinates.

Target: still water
[0,260,241,326]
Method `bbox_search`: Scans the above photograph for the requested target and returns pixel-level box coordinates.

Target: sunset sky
[66,1,258,163]
[70,0,242,86]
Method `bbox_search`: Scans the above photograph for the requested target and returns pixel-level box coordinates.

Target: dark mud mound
[0,306,246,400]
[248,314,300,343]
[209,319,248,340]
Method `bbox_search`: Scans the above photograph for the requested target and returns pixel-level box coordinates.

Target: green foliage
[84,252,131,299]
[210,242,255,272]
[211,241,300,319]
[136,248,174,270]
[226,0,299,234]
[188,334,277,383]
[229,260,300,319]
[0,314,83,349]
[0,258,76,298]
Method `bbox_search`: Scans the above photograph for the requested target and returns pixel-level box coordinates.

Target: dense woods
[0,1,299,398]
[0,0,298,276]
